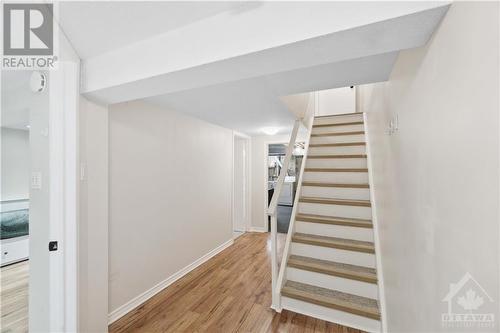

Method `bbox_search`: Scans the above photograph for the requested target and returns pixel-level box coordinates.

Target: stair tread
[312,121,364,128]
[301,182,369,188]
[282,280,380,320]
[304,168,368,172]
[292,233,375,253]
[296,213,372,227]
[311,131,364,137]
[307,154,367,159]
[288,255,377,283]
[299,197,371,207]
[309,142,365,147]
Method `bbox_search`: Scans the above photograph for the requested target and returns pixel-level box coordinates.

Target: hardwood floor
[109,232,365,333]
[0,260,29,333]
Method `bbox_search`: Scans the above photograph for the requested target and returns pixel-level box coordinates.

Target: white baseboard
[248,226,267,233]
[108,238,234,324]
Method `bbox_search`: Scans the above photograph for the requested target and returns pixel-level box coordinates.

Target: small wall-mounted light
[261,127,279,136]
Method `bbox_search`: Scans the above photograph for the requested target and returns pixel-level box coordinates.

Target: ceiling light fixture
[261,127,279,136]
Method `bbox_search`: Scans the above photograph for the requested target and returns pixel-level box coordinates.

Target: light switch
[80,164,86,181]
[31,172,42,189]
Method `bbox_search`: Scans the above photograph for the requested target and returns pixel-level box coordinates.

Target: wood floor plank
[109,233,366,333]
[0,260,29,333]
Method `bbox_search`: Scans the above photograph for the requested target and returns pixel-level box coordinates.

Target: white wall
[316,87,356,116]
[358,2,499,332]
[1,128,30,201]
[108,100,233,313]
[79,97,109,332]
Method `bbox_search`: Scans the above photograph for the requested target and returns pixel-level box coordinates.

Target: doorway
[233,133,250,238]
[0,64,78,332]
[266,142,304,233]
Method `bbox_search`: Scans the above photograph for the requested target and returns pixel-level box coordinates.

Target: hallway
[109,233,364,332]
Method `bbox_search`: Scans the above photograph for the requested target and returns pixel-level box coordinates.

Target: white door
[233,136,248,232]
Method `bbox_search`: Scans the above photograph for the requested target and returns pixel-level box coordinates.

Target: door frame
[264,140,306,231]
[47,61,79,332]
[264,140,289,232]
[232,131,251,236]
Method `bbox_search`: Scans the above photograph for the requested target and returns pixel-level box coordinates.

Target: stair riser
[285,268,379,299]
[308,146,366,155]
[290,243,376,268]
[281,297,381,333]
[295,221,374,242]
[312,124,364,134]
[301,186,370,200]
[310,134,365,145]
[306,158,367,168]
[299,202,372,219]
[314,114,363,125]
[303,172,368,183]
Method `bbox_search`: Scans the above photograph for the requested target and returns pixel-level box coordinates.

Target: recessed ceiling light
[261,127,279,135]
[26,125,30,129]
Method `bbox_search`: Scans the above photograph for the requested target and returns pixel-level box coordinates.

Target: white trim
[233,231,245,240]
[248,227,267,233]
[232,132,251,233]
[63,61,80,333]
[107,238,234,324]
[49,61,80,332]
[50,66,64,332]
[363,112,387,333]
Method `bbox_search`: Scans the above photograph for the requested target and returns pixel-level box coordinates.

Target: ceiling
[59,1,245,59]
[146,51,398,135]
[146,75,294,136]
[1,71,32,130]
[56,2,449,136]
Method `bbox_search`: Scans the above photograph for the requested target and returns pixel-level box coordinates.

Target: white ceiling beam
[82,2,450,104]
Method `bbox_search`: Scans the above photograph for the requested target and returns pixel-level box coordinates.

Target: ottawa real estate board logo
[442,272,496,329]
[2,3,57,69]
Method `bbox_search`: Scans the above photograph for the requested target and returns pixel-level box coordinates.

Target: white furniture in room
[278,181,294,206]
[1,236,29,266]
[1,199,29,266]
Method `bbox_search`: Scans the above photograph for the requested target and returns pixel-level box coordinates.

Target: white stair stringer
[276,113,385,332]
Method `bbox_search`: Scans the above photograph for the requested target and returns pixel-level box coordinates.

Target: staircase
[277,113,383,332]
